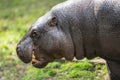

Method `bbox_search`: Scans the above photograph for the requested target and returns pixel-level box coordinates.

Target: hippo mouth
[31,51,49,68]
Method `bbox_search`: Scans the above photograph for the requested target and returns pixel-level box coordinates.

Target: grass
[0,0,108,80]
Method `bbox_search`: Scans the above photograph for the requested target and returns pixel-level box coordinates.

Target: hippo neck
[69,0,99,60]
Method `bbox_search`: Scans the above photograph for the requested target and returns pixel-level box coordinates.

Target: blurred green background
[0,0,108,80]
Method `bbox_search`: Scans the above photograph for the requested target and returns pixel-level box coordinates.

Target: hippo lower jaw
[32,58,48,68]
[31,51,49,68]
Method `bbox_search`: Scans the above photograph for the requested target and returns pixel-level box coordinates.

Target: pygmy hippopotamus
[16,0,120,79]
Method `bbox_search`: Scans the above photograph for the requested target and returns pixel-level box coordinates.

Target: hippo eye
[48,17,57,27]
[30,30,40,40]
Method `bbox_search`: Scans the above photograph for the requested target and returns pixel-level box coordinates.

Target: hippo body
[16,0,120,79]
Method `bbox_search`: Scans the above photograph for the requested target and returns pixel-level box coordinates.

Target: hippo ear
[48,17,57,27]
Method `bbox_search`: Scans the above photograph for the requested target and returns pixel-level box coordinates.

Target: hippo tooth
[32,58,39,63]
[32,51,35,59]
[32,51,39,63]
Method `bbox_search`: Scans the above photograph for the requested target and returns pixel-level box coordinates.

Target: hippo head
[16,7,75,68]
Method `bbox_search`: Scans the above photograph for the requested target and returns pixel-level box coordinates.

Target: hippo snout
[16,37,33,63]
[16,45,31,63]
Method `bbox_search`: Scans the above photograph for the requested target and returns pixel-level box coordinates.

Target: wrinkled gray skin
[16,0,120,79]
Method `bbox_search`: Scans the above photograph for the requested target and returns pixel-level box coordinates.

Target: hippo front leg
[106,60,120,80]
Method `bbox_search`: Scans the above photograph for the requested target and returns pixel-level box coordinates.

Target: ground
[0,0,108,80]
